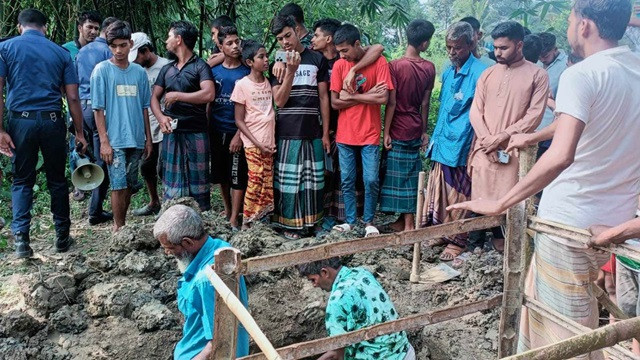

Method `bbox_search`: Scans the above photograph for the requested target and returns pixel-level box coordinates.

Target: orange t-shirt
[330,56,394,146]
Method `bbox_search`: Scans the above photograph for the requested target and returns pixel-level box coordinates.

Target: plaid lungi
[273,138,324,229]
[379,138,422,213]
[324,133,364,221]
[244,147,274,223]
[162,132,211,211]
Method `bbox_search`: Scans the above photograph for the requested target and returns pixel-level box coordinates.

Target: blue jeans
[108,148,143,191]
[8,111,70,234]
[337,143,379,224]
[82,101,110,217]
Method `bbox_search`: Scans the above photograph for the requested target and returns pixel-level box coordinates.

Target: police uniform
[0,29,78,254]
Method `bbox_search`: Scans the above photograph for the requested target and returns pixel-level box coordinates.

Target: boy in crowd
[269,15,331,240]
[279,3,313,48]
[231,40,276,229]
[209,26,250,230]
[523,34,543,63]
[298,258,415,360]
[330,24,393,237]
[91,21,152,232]
[380,19,435,232]
[311,18,384,230]
[207,15,235,67]
[130,32,171,216]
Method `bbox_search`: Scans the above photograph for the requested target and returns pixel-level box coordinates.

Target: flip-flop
[427,238,447,247]
[439,244,466,261]
[283,230,301,240]
[451,252,471,268]
[332,223,353,232]
[364,225,380,237]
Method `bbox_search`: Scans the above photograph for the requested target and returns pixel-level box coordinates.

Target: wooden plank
[528,216,640,262]
[410,171,426,283]
[238,294,503,360]
[498,145,536,357]
[241,215,506,274]
[211,248,242,360]
[519,296,637,360]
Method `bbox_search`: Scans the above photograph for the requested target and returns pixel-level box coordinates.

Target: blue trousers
[82,101,110,217]
[337,143,380,224]
[8,112,70,234]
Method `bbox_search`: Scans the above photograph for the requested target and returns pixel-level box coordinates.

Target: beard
[167,51,178,61]
[175,251,194,273]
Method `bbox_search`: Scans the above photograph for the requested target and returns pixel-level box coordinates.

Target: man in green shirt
[298,258,415,360]
[62,11,101,63]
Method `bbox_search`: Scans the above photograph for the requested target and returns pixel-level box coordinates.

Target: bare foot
[387,216,404,232]
[492,238,505,253]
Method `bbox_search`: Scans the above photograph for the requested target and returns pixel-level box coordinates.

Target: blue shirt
[174,237,249,360]
[76,37,111,100]
[90,60,151,149]
[536,51,568,148]
[211,63,250,133]
[428,55,488,167]
[0,30,78,112]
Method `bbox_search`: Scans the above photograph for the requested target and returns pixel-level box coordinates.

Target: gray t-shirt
[146,56,170,143]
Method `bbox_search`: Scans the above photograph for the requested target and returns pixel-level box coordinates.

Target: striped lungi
[324,133,364,221]
[273,138,324,229]
[518,232,610,359]
[379,138,423,214]
[420,161,471,247]
[162,132,211,211]
[243,147,274,224]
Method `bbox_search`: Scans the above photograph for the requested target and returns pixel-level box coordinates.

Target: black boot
[55,228,73,253]
[14,231,34,258]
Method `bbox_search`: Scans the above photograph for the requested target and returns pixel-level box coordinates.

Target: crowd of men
[2,0,640,358]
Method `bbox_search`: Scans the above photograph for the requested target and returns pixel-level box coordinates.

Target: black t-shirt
[269,48,329,139]
[327,55,339,133]
[155,55,214,133]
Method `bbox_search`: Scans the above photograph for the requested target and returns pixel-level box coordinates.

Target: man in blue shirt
[0,9,88,257]
[91,21,152,232]
[209,26,250,230]
[422,21,488,262]
[153,204,249,360]
[76,16,118,226]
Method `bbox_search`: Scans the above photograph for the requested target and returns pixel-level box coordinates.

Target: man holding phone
[466,21,548,252]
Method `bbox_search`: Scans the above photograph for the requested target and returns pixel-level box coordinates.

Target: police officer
[0,9,88,258]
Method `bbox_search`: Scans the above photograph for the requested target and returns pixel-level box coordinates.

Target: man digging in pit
[154,204,249,359]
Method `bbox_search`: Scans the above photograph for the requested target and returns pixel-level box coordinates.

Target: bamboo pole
[498,146,536,357]
[238,294,502,360]
[528,216,640,262]
[241,215,506,274]
[204,265,283,360]
[211,248,241,359]
[521,296,637,360]
[502,314,640,360]
[410,171,426,283]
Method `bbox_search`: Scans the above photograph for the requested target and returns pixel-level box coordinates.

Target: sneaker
[132,204,161,217]
[89,211,113,225]
[55,228,74,253]
[14,231,33,258]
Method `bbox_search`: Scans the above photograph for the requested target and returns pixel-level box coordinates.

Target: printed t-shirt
[90,60,151,149]
[269,48,329,139]
[388,57,435,141]
[230,76,276,148]
[211,63,251,134]
[330,56,394,146]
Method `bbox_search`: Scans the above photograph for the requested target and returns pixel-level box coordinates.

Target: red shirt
[388,57,435,141]
[330,56,394,145]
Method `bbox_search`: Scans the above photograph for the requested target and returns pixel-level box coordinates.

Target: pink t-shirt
[230,76,276,148]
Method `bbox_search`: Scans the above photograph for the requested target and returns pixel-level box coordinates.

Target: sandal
[332,223,353,233]
[439,244,466,261]
[283,230,301,240]
[427,238,447,247]
[451,252,471,268]
[364,225,380,237]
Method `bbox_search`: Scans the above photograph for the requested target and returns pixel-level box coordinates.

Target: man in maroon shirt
[380,19,436,231]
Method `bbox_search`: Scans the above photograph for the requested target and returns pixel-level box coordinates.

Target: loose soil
[0,197,503,360]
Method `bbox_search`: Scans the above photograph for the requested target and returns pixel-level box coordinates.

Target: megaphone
[71,145,104,191]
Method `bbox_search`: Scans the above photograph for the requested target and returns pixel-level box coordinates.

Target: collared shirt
[62,39,81,64]
[0,30,78,112]
[429,55,488,167]
[175,236,249,360]
[76,37,111,100]
[155,55,214,133]
[536,51,568,146]
[325,267,409,360]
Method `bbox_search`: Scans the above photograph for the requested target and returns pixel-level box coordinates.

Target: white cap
[129,32,152,63]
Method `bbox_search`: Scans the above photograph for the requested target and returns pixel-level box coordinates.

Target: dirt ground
[0,197,504,360]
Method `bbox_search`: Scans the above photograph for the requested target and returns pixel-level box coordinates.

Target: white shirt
[146,56,170,143]
[538,46,640,239]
